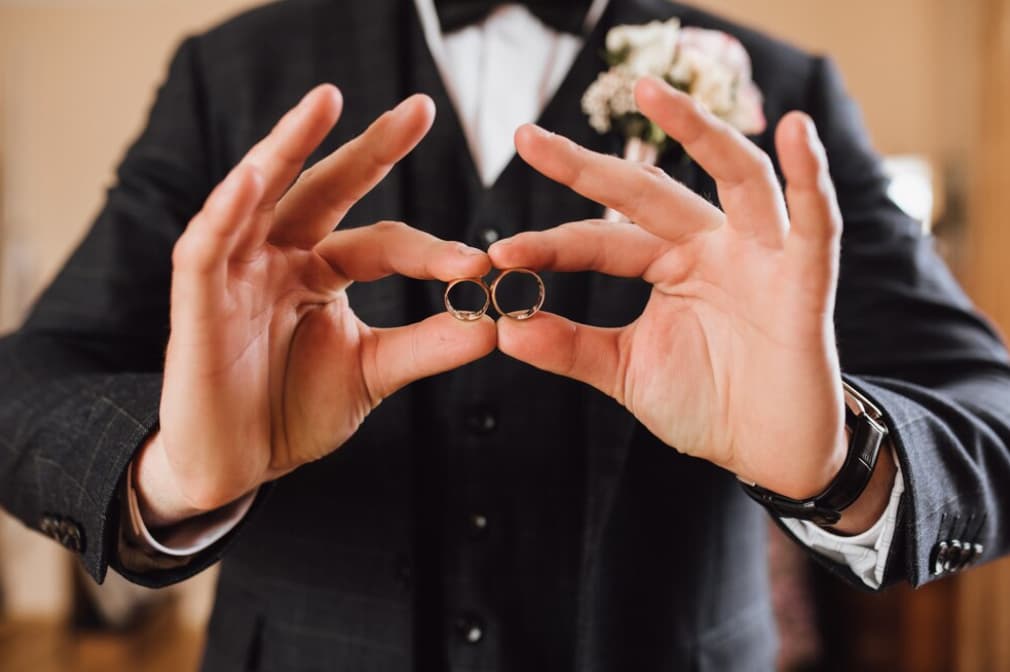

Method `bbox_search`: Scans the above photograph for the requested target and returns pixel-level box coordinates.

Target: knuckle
[752,152,777,182]
[570,219,606,233]
[296,164,319,186]
[372,219,408,235]
[171,232,212,271]
[638,163,671,183]
[824,200,844,237]
[171,234,197,268]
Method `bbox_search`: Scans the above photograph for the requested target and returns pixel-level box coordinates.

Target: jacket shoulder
[198,0,335,44]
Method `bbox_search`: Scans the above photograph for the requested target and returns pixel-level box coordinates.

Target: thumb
[497,312,623,402]
[363,313,497,403]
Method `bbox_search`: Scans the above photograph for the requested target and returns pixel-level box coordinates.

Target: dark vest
[203,2,775,670]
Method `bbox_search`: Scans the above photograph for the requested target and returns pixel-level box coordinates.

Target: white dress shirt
[127,0,905,591]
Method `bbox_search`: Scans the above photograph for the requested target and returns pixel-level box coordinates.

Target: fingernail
[801,115,821,150]
[456,243,485,257]
[300,86,324,106]
[394,93,435,116]
[487,239,509,254]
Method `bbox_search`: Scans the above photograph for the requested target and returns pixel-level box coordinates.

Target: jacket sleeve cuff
[118,459,257,572]
[780,450,905,589]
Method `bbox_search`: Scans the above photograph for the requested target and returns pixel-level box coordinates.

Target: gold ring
[490,268,545,321]
[444,277,491,321]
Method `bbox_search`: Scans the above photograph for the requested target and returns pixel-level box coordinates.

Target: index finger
[242,84,344,212]
[314,221,491,283]
[272,94,436,248]
[634,77,789,248]
[514,124,724,244]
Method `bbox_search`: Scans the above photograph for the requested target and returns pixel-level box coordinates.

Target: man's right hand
[135,86,496,527]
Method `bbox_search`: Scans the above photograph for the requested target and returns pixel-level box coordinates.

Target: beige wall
[694,0,980,164]
[0,0,260,328]
[0,0,258,621]
[0,0,984,330]
[0,0,1005,658]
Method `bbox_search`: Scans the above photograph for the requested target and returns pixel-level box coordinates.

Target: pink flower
[673,28,766,135]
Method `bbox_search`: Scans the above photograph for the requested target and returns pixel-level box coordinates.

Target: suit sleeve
[801,57,1010,588]
[0,36,260,587]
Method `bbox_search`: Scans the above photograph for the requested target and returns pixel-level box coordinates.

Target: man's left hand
[491,76,894,530]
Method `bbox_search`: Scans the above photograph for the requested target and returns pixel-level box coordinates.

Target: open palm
[492,77,846,500]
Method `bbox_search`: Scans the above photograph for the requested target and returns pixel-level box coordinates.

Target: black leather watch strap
[740,381,889,526]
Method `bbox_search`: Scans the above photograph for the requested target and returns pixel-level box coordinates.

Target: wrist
[741,380,893,530]
[829,444,897,535]
[133,431,204,528]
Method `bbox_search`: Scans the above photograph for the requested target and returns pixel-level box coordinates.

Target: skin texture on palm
[491,77,894,532]
[137,86,497,526]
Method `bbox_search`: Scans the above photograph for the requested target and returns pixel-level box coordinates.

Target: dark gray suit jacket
[2,0,1009,669]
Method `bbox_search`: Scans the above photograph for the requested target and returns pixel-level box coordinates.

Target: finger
[222,85,342,258]
[488,220,666,280]
[243,84,344,209]
[776,112,842,244]
[497,311,623,401]
[514,124,723,243]
[272,94,436,248]
[314,220,491,283]
[171,164,265,315]
[364,313,497,402]
[634,76,789,248]
[776,112,842,298]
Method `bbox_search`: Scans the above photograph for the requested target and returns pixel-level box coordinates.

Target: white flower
[581,66,639,133]
[606,18,681,77]
[584,20,767,143]
[669,47,736,115]
[725,80,765,136]
[670,27,766,135]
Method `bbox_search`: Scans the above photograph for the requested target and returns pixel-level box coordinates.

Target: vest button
[455,613,484,644]
[464,406,498,434]
[467,513,489,538]
[477,227,500,249]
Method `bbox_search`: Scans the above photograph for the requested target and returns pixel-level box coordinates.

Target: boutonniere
[581,18,767,220]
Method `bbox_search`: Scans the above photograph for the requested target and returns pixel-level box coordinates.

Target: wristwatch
[740,381,889,527]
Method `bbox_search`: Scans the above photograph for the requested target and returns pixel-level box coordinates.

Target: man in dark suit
[2,0,1008,669]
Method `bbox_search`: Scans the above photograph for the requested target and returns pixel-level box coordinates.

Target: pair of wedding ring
[444,268,545,321]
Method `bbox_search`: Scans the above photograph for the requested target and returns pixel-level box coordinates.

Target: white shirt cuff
[125,461,257,557]
[780,451,905,590]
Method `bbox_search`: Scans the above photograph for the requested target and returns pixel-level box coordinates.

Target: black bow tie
[434,0,593,35]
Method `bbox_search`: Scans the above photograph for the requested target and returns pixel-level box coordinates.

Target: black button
[945,540,963,572]
[455,613,484,644]
[464,406,498,435]
[39,515,85,554]
[467,513,489,539]
[477,228,500,249]
[931,540,949,576]
[954,541,975,570]
[39,517,57,537]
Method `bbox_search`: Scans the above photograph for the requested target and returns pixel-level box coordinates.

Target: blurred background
[1,0,1008,670]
